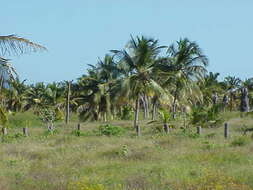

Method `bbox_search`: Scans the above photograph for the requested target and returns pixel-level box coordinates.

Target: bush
[120,105,133,120]
[171,169,252,190]
[98,124,125,136]
[43,129,59,137]
[231,136,250,147]
[68,178,106,190]
[71,130,94,137]
[1,133,25,143]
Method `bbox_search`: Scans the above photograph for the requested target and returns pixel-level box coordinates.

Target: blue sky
[1,0,253,83]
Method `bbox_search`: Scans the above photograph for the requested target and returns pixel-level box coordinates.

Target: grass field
[0,112,253,190]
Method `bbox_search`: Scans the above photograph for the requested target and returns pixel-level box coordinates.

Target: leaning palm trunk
[240,87,249,112]
[144,95,149,118]
[134,95,140,136]
[152,101,157,120]
[140,95,147,119]
[172,97,177,119]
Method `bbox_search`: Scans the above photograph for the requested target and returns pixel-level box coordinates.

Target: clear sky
[1,0,253,83]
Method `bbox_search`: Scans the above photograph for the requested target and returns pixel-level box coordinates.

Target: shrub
[171,169,252,190]
[205,133,216,138]
[98,124,125,136]
[1,132,25,143]
[71,130,94,137]
[178,128,200,139]
[43,129,59,137]
[231,136,250,147]
[67,178,106,190]
[120,105,133,120]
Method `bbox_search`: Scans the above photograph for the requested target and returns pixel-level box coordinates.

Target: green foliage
[1,132,25,143]
[205,133,216,138]
[68,178,106,190]
[231,136,250,147]
[0,106,8,127]
[116,145,129,157]
[98,124,126,136]
[120,105,133,120]
[158,108,170,124]
[8,111,41,128]
[43,129,59,137]
[178,128,200,139]
[39,108,56,123]
[71,130,94,137]
[190,104,224,127]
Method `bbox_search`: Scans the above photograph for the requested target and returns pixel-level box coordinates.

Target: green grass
[0,112,253,189]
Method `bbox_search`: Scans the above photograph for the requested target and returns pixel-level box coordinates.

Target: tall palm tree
[157,38,208,118]
[112,36,168,135]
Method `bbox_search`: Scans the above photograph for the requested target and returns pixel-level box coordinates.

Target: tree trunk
[65,81,71,124]
[2,127,7,135]
[240,87,249,112]
[163,123,169,134]
[229,92,234,112]
[140,95,147,119]
[23,127,28,136]
[222,94,228,111]
[145,95,149,119]
[172,97,177,119]
[211,92,218,105]
[134,96,140,136]
[152,100,157,121]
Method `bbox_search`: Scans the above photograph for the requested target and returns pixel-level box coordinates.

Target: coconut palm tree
[0,35,46,92]
[156,38,208,119]
[222,76,242,111]
[112,36,168,135]
[77,55,120,122]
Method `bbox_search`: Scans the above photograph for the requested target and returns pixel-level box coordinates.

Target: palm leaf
[0,35,47,56]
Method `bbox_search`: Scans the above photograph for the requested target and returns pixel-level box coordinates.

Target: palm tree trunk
[144,95,149,119]
[229,92,233,112]
[134,95,140,136]
[240,87,249,112]
[140,95,147,119]
[152,98,157,121]
[172,97,177,119]
[65,81,71,124]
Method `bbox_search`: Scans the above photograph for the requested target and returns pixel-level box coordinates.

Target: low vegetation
[1,34,253,189]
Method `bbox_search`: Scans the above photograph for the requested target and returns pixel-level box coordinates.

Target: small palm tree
[112,36,168,135]
[158,108,171,133]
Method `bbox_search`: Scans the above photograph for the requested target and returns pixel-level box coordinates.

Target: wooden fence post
[224,123,229,138]
[77,123,81,136]
[136,125,141,136]
[197,126,201,135]
[23,127,28,137]
[164,124,169,134]
[2,127,7,135]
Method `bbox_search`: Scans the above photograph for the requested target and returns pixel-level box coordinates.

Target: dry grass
[0,113,253,189]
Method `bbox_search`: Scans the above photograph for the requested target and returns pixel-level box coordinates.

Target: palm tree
[77,55,120,122]
[157,38,208,119]
[0,35,46,92]
[112,36,168,135]
[222,76,242,111]
[5,78,28,112]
